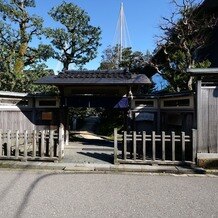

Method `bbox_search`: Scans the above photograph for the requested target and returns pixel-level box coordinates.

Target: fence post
[0,130,2,157]
[45,131,49,156]
[24,130,28,159]
[181,132,185,162]
[162,131,165,161]
[49,130,54,158]
[133,131,137,160]
[114,128,118,164]
[152,131,156,161]
[58,124,64,160]
[41,130,45,157]
[142,131,146,161]
[171,132,175,161]
[32,130,37,157]
[123,131,127,160]
[192,129,197,163]
[15,130,19,159]
[7,130,11,157]
[65,130,69,146]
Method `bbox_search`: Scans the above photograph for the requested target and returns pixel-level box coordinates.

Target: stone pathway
[62,131,114,164]
[72,131,104,140]
[62,115,114,164]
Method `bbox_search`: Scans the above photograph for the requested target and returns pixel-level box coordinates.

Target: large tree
[0,0,53,92]
[0,0,53,75]
[45,2,101,70]
[99,45,157,78]
[153,0,217,92]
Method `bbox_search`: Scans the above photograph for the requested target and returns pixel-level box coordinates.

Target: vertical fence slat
[15,130,19,158]
[123,131,127,160]
[58,125,64,160]
[61,125,65,158]
[32,130,37,157]
[0,130,2,157]
[114,128,118,164]
[49,130,54,158]
[152,131,156,161]
[7,130,11,157]
[45,132,49,157]
[41,130,45,157]
[142,131,146,161]
[65,130,69,146]
[162,131,165,161]
[192,129,197,163]
[181,132,185,162]
[171,132,175,161]
[24,130,28,158]
[133,131,136,160]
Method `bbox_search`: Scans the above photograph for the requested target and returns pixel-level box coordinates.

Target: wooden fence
[114,129,197,165]
[0,125,69,162]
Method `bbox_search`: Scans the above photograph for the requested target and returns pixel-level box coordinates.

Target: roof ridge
[56,69,132,79]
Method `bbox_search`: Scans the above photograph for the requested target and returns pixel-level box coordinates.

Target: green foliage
[99,45,157,78]
[99,46,156,93]
[97,109,124,136]
[155,0,217,91]
[0,0,52,74]
[0,64,57,93]
[98,45,120,70]
[45,1,101,70]
[0,21,17,73]
[0,0,54,92]
[23,65,58,94]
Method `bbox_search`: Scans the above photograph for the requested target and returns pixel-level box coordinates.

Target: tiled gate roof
[36,69,151,86]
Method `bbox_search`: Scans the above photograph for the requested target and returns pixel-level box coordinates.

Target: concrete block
[122,164,142,172]
[197,153,218,169]
[94,164,111,171]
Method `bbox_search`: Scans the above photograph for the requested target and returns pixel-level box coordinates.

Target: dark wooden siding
[0,109,34,131]
[199,87,218,153]
[132,95,195,134]
[0,93,60,131]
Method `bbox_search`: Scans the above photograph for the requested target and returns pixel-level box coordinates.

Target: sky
[31,0,177,72]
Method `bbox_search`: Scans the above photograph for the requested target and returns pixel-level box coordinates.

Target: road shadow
[77,152,114,164]
[14,173,59,218]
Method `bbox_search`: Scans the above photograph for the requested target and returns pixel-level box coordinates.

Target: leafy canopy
[0,0,54,93]
[99,45,157,78]
[45,1,101,70]
[153,0,217,92]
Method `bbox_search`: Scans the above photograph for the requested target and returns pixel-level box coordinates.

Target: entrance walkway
[62,115,114,164]
[62,131,114,164]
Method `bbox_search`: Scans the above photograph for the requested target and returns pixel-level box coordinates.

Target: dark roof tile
[55,69,132,80]
[35,69,151,86]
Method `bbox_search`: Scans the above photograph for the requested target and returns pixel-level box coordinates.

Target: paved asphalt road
[0,170,217,218]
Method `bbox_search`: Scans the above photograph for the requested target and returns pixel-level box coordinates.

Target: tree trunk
[63,61,70,70]
[14,2,28,75]
[14,43,28,74]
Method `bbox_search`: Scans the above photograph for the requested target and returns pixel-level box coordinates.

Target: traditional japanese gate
[36,69,201,165]
[36,69,151,127]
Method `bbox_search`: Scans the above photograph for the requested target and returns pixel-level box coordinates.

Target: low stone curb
[63,164,178,174]
[205,169,218,175]
[0,160,215,176]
